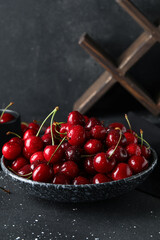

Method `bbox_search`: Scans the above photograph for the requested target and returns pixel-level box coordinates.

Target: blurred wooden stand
[73,0,160,116]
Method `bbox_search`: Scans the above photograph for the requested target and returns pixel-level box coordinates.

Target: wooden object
[73,0,160,115]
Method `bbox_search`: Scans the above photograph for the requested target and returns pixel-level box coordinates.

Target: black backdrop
[0,0,160,122]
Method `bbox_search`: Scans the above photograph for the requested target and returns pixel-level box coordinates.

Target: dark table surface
[1,169,160,240]
[1,113,160,240]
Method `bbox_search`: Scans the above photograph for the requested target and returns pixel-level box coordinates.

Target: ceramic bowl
[1,148,157,202]
[0,109,21,156]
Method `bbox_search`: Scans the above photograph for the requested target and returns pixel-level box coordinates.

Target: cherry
[128,155,148,174]
[21,122,28,133]
[24,136,43,155]
[85,130,91,140]
[124,132,138,145]
[9,137,24,148]
[84,139,102,155]
[126,143,141,156]
[11,157,28,172]
[41,134,52,147]
[45,123,57,135]
[106,129,127,147]
[2,142,22,160]
[141,145,151,159]
[93,152,116,173]
[32,163,54,183]
[18,164,32,178]
[67,125,86,146]
[67,111,85,126]
[65,146,81,162]
[106,146,128,162]
[53,162,64,174]
[23,128,37,140]
[83,115,89,125]
[23,147,32,160]
[28,121,39,132]
[0,102,15,123]
[60,161,79,179]
[84,157,96,175]
[85,117,101,130]
[91,125,106,140]
[43,145,64,164]
[111,163,132,181]
[30,160,45,171]
[53,173,70,184]
[60,123,72,138]
[30,151,45,164]
[73,176,90,185]
[61,141,71,151]
[93,174,111,184]
[108,122,126,133]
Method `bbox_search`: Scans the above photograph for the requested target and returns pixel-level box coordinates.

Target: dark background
[0,0,160,122]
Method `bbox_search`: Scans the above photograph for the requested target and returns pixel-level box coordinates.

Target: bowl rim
[0,109,20,125]
[1,148,157,189]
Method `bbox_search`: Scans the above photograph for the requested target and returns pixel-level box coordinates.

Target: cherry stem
[8,167,32,177]
[36,106,59,137]
[50,118,56,146]
[47,136,66,165]
[108,128,122,159]
[6,131,21,138]
[0,186,10,194]
[0,102,14,121]
[140,129,143,149]
[125,114,132,133]
[81,154,95,158]
[135,134,150,150]
[55,124,67,136]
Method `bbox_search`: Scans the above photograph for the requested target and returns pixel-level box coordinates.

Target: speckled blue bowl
[1,149,157,202]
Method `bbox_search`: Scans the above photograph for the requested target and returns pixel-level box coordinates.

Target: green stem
[125,114,132,133]
[6,131,21,138]
[108,129,122,159]
[140,129,143,149]
[136,134,150,150]
[36,106,59,137]
[81,154,96,158]
[47,136,66,165]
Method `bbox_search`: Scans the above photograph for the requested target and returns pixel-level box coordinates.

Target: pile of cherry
[2,107,151,185]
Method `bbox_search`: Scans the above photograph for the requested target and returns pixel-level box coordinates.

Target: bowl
[0,109,21,157]
[1,148,157,202]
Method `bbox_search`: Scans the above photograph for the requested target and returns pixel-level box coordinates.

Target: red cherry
[124,132,138,145]
[45,123,57,135]
[18,164,32,178]
[43,145,64,164]
[106,129,127,147]
[2,142,22,160]
[91,125,106,140]
[28,122,39,132]
[30,160,46,171]
[128,155,148,174]
[60,161,79,179]
[93,174,111,184]
[106,146,128,162]
[73,176,90,185]
[11,157,28,172]
[9,137,24,148]
[53,173,70,184]
[83,115,89,125]
[85,117,101,130]
[24,136,43,155]
[23,128,37,140]
[30,151,45,164]
[65,146,81,162]
[126,143,141,156]
[53,162,64,174]
[0,113,15,123]
[61,141,71,151]
[67,111,85,126]
[32,163,54,183]
[140,145,151,159]
[67,125,86,146]
[21,122,28,133]
[111,163,132,181]
[84,139,102,155]
[41,134,52,147]
[84,157,96,175]
[108,122,126,133]
[23,147,32,160]
[93,153,116,173]
[60,123,72,138]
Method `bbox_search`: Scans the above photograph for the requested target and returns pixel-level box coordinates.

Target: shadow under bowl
[1,148,157,202]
